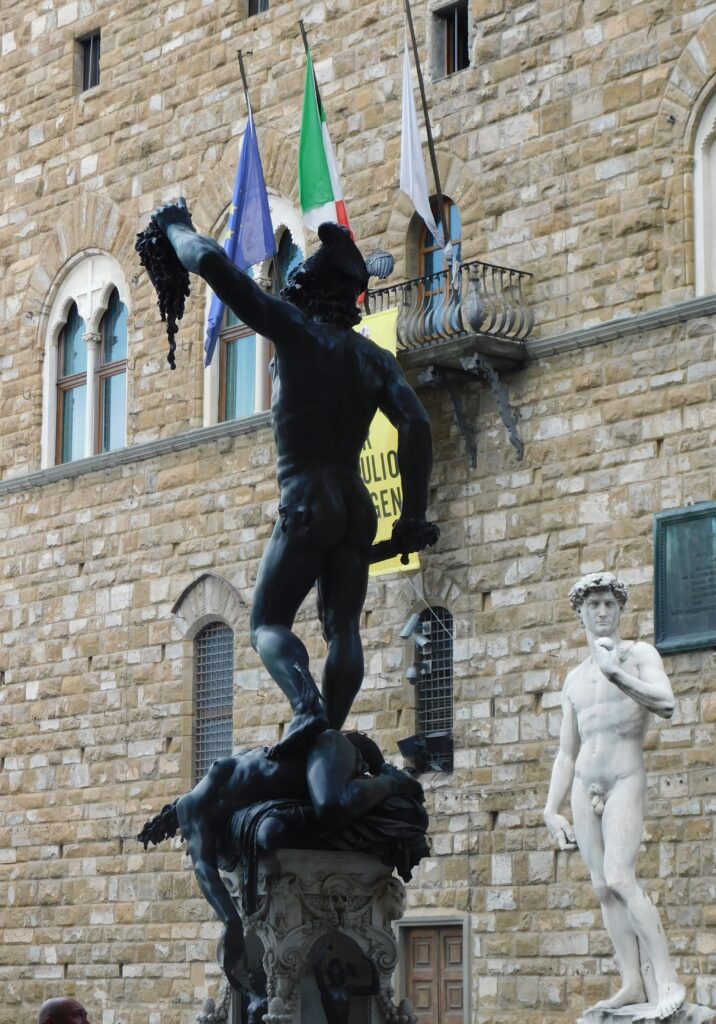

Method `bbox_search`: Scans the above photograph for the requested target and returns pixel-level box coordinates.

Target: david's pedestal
[577,1004,716,1024]
[224,849,414,1024]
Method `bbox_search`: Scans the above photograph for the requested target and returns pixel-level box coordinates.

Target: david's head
[38,999,90,1024]
[569,572,628,638]
[282,222,368,329]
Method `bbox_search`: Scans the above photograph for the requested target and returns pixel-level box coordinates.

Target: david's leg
[602,776,685,1019]
[251,522,328,758]
[317,545,370,729]
[571,779,645,1010]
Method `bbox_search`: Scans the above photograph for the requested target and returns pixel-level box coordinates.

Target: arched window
[219,276,260,423]
[98,287,128,453]
[415,606,454,773]
[218,230,304,421]
[193,621,234,784]
[43,254,130,468]
[694,91,716,295]
[56,302,88,464]
[417,198,462,340]
[210,216,305,425]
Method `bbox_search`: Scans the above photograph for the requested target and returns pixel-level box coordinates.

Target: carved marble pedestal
[223,849,413,1024]
[577,1003,716,1024]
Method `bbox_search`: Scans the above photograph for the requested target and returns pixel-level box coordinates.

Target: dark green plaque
[654,502,716,653]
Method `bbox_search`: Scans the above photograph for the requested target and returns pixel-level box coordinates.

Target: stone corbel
[418,356,524,467]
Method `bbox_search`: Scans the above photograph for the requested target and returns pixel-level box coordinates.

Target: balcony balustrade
[365,258,533,368]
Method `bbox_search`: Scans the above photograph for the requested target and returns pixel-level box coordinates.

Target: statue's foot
[589,980,646,1013]
[646,981,686,1021]
[265,707,329,761]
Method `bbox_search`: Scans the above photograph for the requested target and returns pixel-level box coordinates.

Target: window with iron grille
[434,2,469,78]
[79,31,101,91]
[248,0,269,15]
[194,622,234,784]
[416,607,454,772]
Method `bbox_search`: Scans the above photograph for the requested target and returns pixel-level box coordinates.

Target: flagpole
[298,19,310,59]
[237,49,251,112]
[402,0,450,249]
[298,20,322,110]
[236,49,283,292]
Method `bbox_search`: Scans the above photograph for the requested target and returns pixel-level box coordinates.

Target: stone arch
[419,567,464,611]
[654,13,716,153]
[193,126,300,237]
[25,191,132,327]
[653,12,716,294]
[172,572,246,640]
[387,567,465,637]
[382,148,480,278]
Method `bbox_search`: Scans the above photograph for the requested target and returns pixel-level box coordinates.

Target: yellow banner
[359,308,420,576]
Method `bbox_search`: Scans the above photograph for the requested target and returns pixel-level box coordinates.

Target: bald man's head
[38,998,89,1024]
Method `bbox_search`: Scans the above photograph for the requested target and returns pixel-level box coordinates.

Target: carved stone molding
[221,849,416,1024]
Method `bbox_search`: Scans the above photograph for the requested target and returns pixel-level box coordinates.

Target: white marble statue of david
[544,572,686,1022]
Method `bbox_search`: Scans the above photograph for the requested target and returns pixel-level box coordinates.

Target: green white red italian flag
[298,43,350,233]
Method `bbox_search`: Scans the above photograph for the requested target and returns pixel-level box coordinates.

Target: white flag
[400,35,442,244]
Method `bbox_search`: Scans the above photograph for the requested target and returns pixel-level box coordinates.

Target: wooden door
[405,926,464,1024]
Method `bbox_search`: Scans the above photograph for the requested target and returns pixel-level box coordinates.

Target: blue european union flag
[204,108,276,367]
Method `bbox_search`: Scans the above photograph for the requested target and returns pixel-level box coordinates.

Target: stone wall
[2,0,716,1022]
[4,1,716,475]
[1,311,715,1023]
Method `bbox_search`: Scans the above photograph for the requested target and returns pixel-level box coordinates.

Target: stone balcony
[365,257,533,371]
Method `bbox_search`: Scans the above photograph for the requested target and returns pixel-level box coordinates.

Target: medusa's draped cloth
[218,795,430,914]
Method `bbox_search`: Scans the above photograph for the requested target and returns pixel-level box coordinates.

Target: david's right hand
[152,196,195,236]
[544,811,577,851]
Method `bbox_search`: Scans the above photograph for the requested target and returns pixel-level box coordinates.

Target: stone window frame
[202,194,306,428]
[393,912,471,1022]
[430,0,470,81]
[694,89,716,296]
[172,573,246,784]
[42,252,130,469]
[75,29,101,92]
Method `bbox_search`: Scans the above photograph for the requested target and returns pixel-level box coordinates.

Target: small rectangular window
[79,31,100,91]
[434,2,469,77]
[248,0,269,15]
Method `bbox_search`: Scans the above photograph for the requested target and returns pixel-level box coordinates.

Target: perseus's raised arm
[153,199,307,344]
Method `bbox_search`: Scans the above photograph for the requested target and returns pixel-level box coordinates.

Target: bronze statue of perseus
[150,200,439,755]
